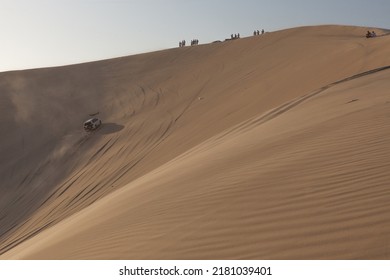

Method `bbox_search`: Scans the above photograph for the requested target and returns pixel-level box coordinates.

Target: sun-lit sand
[1,25,390,259]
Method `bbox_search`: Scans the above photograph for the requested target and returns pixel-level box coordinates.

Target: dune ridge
[1,25,390,259]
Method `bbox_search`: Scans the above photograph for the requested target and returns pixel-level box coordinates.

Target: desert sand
[1,25,390,259]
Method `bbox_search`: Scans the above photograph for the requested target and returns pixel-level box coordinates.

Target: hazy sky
[1,0,389,72]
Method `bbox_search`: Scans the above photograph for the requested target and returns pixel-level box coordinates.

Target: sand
[1,25,390,259]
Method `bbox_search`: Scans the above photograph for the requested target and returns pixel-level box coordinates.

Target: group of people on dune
[179,28,267,47]
[179,39,199,47]
[190,39,199,46]
[231,33,241,39]
[366,30,377,38]
[253,29,265,36]
[179,40,186,47]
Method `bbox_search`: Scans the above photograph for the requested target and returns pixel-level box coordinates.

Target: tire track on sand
[252,65,390,126]
[218,65,390,140]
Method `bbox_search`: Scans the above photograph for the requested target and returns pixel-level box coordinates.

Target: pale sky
[1,0,389,72]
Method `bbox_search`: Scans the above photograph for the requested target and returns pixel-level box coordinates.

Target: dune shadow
[98,123,125,134]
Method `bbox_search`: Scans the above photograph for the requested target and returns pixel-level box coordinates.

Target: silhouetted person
[257,30,260,35]
[261,29,265,34]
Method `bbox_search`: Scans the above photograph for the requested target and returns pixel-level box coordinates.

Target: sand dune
[1,25,390,259]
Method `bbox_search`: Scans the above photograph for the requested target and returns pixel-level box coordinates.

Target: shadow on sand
[98,123,125,134]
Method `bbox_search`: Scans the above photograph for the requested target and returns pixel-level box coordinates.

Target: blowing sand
[1,25,390,259]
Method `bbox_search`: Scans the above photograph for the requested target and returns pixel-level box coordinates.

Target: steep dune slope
[1,25,390,259]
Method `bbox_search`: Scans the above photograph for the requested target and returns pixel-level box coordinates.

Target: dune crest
[1,25,390,259]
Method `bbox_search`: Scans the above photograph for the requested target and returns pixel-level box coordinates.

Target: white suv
[83,118,102,132]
